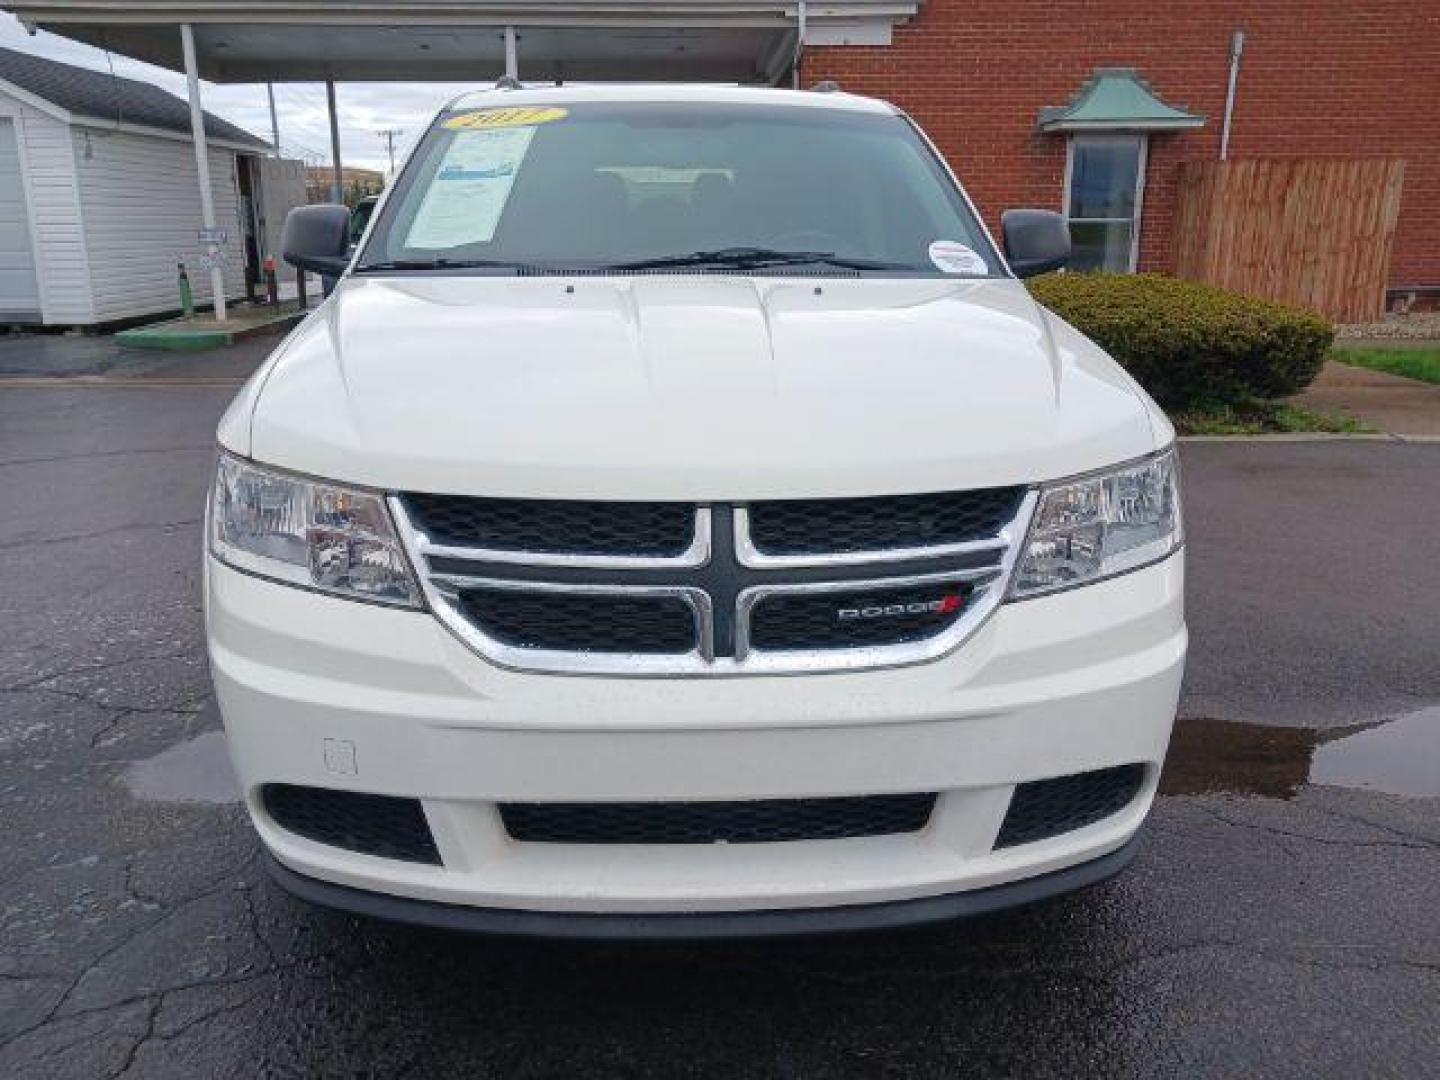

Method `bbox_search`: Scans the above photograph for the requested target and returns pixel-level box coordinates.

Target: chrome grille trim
[428,574,716,676]
[734,507,1010,569]
[410,507,711,570]
[734,567,1001,672]
[390,491,1037,678]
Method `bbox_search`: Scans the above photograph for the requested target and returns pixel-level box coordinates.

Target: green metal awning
[1038,68,1204,133]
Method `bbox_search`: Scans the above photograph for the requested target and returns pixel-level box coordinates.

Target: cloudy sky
[0,13,473,174]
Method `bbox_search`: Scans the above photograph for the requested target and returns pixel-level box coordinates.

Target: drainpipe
[1220,29,1245,161]
[180,23,225,321]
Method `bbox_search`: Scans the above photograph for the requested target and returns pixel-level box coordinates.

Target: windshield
[357,100,1001,276]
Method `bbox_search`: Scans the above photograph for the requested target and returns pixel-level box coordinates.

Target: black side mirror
[281,204,351,278]
[1001,209,1071,278]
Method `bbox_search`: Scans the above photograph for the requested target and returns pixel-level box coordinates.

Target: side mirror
[281,204,351,278]
[1000,209,1071,278]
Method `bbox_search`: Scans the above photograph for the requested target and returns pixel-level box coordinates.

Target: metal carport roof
[3,1,925,84]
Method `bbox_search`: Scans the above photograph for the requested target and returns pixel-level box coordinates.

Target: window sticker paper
[405,126,537,248]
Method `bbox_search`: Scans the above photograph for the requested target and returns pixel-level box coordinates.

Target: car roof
[443,83,898,117]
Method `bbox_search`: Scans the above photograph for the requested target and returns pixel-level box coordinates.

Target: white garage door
[0,119,40,322]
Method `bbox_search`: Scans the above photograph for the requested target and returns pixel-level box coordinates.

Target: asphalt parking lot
[1,338,1438,1078]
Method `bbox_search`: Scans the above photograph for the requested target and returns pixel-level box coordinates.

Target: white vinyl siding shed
[73,124,246,323]
[0,87,89,323]
[0,75,256,326]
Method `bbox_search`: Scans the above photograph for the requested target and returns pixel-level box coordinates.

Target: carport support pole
[180,23,225,322]
[326,81,343,203]
[504,26,519,80]
[267,83,281,158]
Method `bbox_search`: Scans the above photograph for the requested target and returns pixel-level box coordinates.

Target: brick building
[804,0,1440,301]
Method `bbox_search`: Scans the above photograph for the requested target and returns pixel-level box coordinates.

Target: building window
[1063,135,1147,272]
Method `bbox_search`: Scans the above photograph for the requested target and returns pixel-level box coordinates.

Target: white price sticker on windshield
[928,240,988,276]
[405,127,537,249]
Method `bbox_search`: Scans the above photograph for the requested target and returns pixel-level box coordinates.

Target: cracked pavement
[1,353,1438,1077]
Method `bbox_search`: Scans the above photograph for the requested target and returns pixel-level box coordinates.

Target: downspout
[1219,29,1245,161]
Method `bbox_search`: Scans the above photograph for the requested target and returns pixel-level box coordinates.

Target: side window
[1064,135,1146,272]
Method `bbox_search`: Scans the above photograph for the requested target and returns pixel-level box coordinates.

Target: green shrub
[1027,272,1333,410]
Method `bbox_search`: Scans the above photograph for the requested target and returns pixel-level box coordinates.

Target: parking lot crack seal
[1309,804,1440,848]
[153,982,274,1045]
[106,996,160,1080]
[0,684,209,719]
[0,851,264,1051]
[238,885,282,971]
[0,444,214,470]
[2,651,198,695]
[0,518,200,553]
[1192,804,1438,851]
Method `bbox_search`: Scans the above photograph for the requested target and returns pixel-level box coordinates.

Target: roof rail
[809,80,842,93]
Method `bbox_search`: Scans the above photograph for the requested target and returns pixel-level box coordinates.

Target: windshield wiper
[354,257,522,273]
[606,248,911,272]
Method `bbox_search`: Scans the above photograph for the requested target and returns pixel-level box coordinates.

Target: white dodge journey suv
[207,84,1185,937]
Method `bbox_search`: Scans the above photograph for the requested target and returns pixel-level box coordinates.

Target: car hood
[232,275,1161,499]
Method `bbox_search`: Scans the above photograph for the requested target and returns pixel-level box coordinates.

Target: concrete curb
[114,310,304,351]
[0,376,246,389]
[1179,432,1440,444]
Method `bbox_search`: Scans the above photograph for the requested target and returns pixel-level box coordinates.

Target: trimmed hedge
[1027,272,1333,410]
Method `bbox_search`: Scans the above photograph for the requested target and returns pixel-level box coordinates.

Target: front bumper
[207,553,1185,925]
[264,834,1142,940]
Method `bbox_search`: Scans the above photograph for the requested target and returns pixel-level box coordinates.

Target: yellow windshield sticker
[442,106,569,131]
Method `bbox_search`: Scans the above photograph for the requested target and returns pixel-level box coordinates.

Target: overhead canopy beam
[7,1,922,83]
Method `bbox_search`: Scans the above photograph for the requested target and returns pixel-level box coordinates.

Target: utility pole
[376,128,402,179]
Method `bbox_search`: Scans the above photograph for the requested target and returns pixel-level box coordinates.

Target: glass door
[1064,135,1146,272]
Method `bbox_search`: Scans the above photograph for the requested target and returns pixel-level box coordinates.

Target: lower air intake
[262,784,441,865]
[500,794,937,845]
[995,764,1146,849]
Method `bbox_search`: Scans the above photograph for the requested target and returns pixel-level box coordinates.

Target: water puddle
[1162,706,1440,799]
[123,730,241,804]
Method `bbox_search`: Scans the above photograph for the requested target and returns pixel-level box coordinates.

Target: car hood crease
[243,275,1158,499]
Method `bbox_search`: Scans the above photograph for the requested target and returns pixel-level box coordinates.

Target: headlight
[209,452,421,607]
[1009,448,1181,599]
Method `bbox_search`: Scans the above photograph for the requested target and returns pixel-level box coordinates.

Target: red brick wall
[804,0,1440,291]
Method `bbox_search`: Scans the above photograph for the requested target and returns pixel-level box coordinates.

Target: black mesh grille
[403,494,696,557]
[995,764,1146,849]
[747,487,1024,556]
[749,583,970,651]
[500,794,937,845]
[263,785,441,864]
[457,588,697,654]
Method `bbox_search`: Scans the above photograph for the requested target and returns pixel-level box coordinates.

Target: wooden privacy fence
[1171,158,1405,322]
